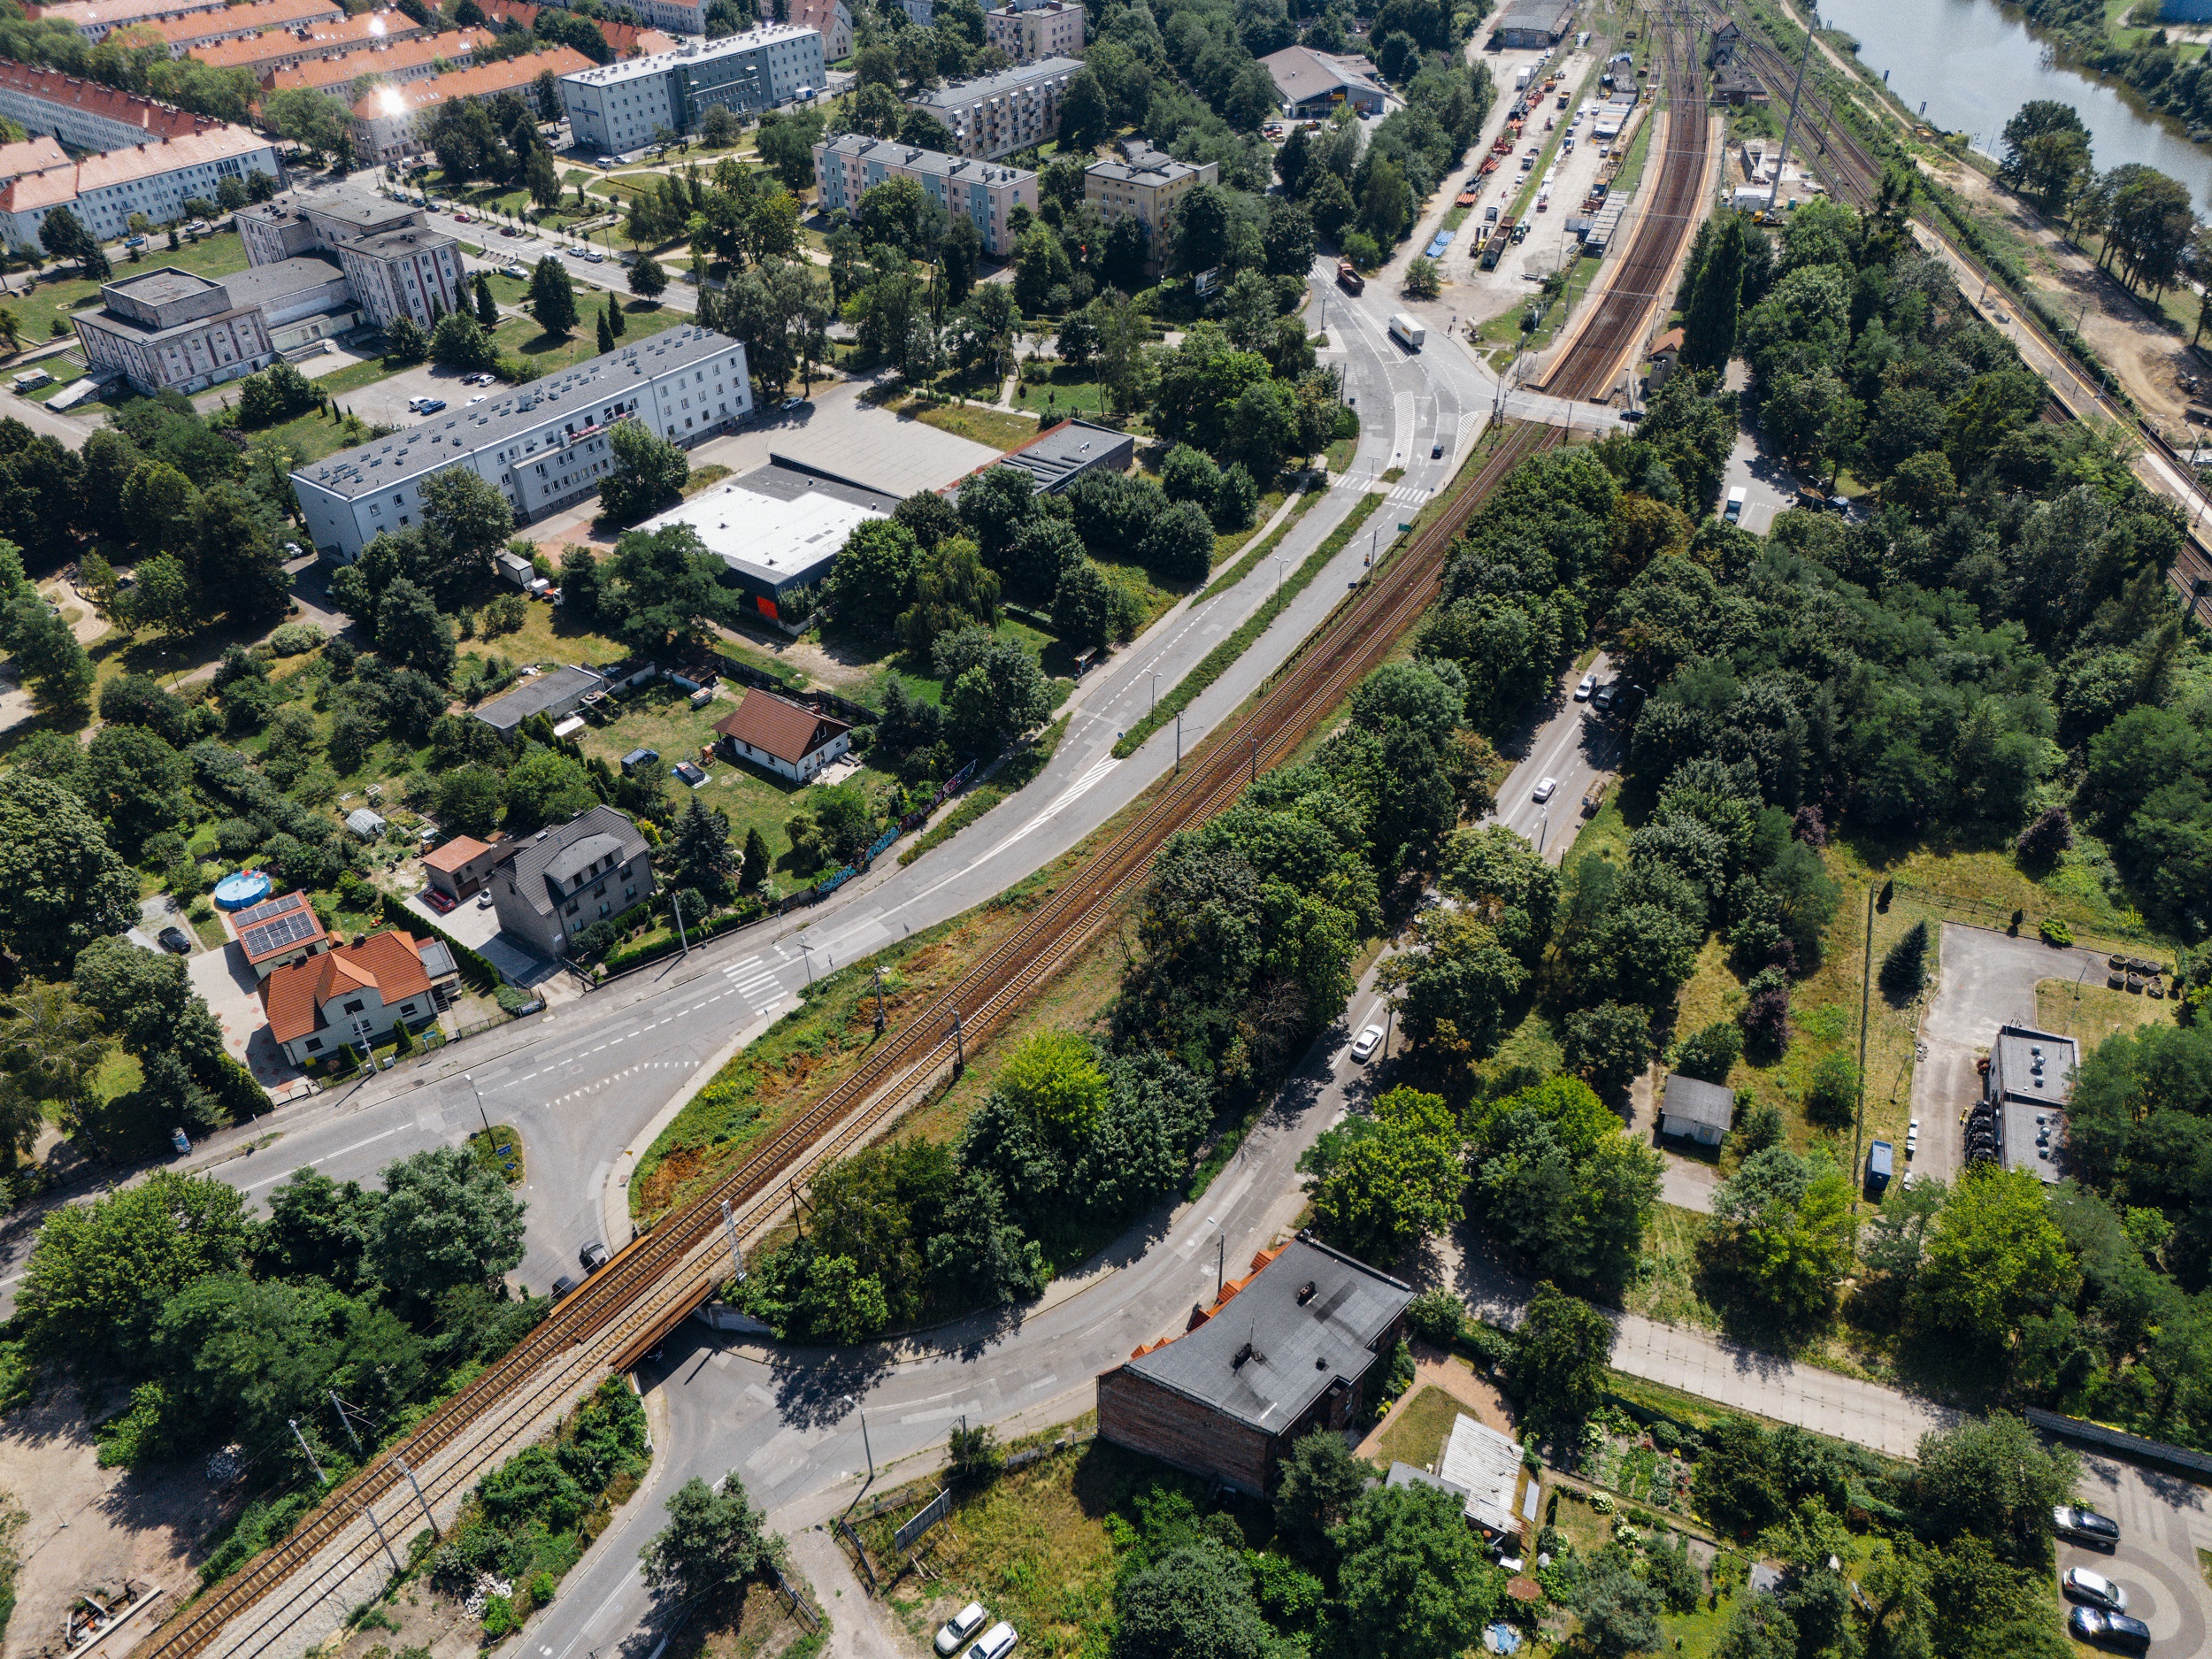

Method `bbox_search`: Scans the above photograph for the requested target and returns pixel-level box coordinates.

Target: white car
[1350,1023,1386,1064]
[1575,672,1596,701]
[467,394,487,404]
[583,246,605,263]
[935,1604,987,1655]
[1532,777,1558,803]
[570,242,591,257]
[964,1624,1018,1659]
[2062,1567,2127,1613]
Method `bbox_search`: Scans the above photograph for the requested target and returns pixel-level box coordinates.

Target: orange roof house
[260,929,447,1063]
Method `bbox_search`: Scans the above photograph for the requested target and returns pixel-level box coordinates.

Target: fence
[711,651,881,727]
[2024,1408,2212,1481]
[1884,878,2159,948]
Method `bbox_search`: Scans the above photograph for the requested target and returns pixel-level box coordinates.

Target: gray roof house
[1096,1234,1412,1494]
[1660,1073,1734,1145]
[472,664,610,734]
[488,804,656,962]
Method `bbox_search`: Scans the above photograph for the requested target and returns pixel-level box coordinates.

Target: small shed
[1661,1073,1735,1144]
[345,806,387,841]
[1438,1412,1527,1539]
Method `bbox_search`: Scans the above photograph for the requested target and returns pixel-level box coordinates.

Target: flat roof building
[1084,141,1215,264]
[982,418,1134,494]
[1439,1412,1532,1539]
[1258,44,1386,117]
[1982,1024,2078,1185]
[557,25,824,155]
[1491,0,1576,47]
[472,664,610,733]
[292,325,753,559]
[907,56,1079,160]
[72,254,356,394]
[350,47,595,163]
[984,0,1082,65]
[634,457,895,621]
[1659,1072,1734,1145]
[813,134,1035,257]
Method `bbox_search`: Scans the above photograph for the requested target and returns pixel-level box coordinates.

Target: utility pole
[288,1419,327,1486]
[952,1007,966,1072]
[362,1499,402,1574]
[1174,710,1182,774]
[871,962,887,1033]
[1768,4,1815,214]
[1249,733,1258,781]
[328,1392,364,1459]
[720,1197,746,1281]
[396,1455,438,1536]
[672,890,689,956]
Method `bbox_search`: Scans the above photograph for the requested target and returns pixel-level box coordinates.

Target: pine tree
[1878,920,1930,1004]
[475,271,498,330]
[740,827,770,891]
[597,310,615,355]
[607,289,626,338]
[1679,214,1747,373]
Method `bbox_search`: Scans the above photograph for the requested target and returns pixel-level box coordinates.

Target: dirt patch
[1934,159,2201,430]
[0,1381,228,1659]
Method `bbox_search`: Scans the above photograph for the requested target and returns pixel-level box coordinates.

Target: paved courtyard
[2064,1452,2212,1657]
[184,926,312,1104]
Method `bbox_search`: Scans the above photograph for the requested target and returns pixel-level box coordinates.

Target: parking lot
[2062,1453,2212,1655]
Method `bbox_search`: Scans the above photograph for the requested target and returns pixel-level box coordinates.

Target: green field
[2,231,250,351]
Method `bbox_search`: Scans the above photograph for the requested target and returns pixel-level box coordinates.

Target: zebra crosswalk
[720,953,788,1020]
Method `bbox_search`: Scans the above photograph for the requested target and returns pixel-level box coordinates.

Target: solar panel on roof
[231,891,307,926]
[242,908,320,957]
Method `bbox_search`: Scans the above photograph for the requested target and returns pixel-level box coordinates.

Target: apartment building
[0,58,246,148]
[629,0,707,35]
[72,255,356,393]
[291,325,755,559]
[191,12,434,79]
[34,0,230,43]
[237,188,464,332]
[906,56,1076,160]
[784,0,851,60]
[1084,141,1215,263]
[264,31,493,98]
[557,25,822,153]
[813,134,1033,255]
[0,123,280,247]
[349,46,593,163]
[122,0,342,56]
[0,134,67,183]
[983,0,1082,65]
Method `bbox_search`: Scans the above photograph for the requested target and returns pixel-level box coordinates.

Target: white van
[1724,487,1747,523]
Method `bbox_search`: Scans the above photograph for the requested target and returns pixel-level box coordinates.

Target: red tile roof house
[421,832,504,900]
[261,928,455,1064]
[713,687,851,781]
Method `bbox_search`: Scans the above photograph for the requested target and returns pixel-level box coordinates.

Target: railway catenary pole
[1767,2,1815,213]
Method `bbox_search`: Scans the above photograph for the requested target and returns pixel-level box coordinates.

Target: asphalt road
[1489,651,1621,864]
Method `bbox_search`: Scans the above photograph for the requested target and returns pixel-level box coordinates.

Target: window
[342,997,365,1014]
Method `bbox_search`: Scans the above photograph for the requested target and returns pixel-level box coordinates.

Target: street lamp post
[799,938,814,986]
[463,1071,492,1139]
[1274,556,1286,595]
[845,1394,874,1483]
[1147,667,1162,710]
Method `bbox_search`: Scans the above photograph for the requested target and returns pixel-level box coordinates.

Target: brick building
[1095,1236,1413,1494]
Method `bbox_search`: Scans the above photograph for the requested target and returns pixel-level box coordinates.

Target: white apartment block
[0,124,280,248]
[906,56,1077,160]
[0,59,244,150]
[348,46,593,164]
[631,0,707,35]
[813,134,1033,256]
[557,25,822,153]
[292,326,755,559]
[983,0,1082,65]
[73,257,357,393]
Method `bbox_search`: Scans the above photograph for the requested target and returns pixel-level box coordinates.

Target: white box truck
[1724,486,1747,522]
[1389,312,1426,349]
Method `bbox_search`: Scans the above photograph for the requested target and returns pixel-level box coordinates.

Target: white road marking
[244,1125,400,1191]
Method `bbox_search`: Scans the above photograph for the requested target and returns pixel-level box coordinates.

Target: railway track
[144,420,1563,1659]
[1540,6,1711,399]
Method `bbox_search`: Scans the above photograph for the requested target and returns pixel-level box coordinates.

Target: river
[1810,0,2212,205]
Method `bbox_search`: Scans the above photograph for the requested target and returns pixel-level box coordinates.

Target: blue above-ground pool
[212,869,272,911]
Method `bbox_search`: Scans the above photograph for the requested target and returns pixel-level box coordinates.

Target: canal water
[1810,0,2212,204]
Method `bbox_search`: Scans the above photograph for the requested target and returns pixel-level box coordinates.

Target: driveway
[1719,423,1809,535]
[184,927,313,1104]
[2062,1453,2212,1658]
[1910,922,2107,1183]
[336,360,502,429]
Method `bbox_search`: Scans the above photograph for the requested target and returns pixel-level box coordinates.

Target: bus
[1389,312,1426,350]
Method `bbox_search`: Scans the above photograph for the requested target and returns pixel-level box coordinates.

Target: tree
[1049,558,1134,650]
[605,523,736,650]
[740,827,771,891]
[1563,1001,1652,1096]
[1914,1411,2079,1567]
[990,1031,1107,1143]
[827,518,918,634]
[1469,1076,1659,1288]
[1879,919,1929,1003]
[671,796,735,899]
[368,1147,526,1302]
[601,418,689,523]
[1275,1427,1371,1560]
[38,204,105,278]
[1573,1548,1665,1659]
[897,536,1002,653]
[504,748,598,829]
[1330,1481,1502,1659]
[528,255,579,334]
[940,212,980,305]
[1706,1147,1857,1330]
[0,773,135,972]
[431,311,497,372]
[475,271,499,330]
[1681,212,1748,371]
[639,1471,772,1602]
[1909,1164,2080,1350]
[1113,1540,1270,1659]
[2001,101,2094,215]
[375,576,457,683]
[435,764,503,837]
[7,598,94,713]
[1507,1281,1615,1438]
[420,467,514,585]
[83,724,190,851]
[1403,256,1441,299]
[18,1170,250,1366]
[1305,1085,1463,1263]
[1141,499,1216,583]
[629,253,668,299]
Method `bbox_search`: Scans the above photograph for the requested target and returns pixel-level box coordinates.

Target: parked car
[2062,1568,2127,1613]
[1431,441,1444,457]
[423,887,458,913]
[1575,672,1596,701]
[157,925,191,954]
[501,225,523,236]
[477,889,494,908]
[964,1624,1018,1659]
[584,246,605,263]
[417,397,446,414]
[580,1240,611,1272]
[596,155,620,167]
[935,1605,987,1656]
[1593,684,1617,711]
[1350,1023,1385,1063]
[1532,776,1558,803]
[551,1273,580,1298]
[2068,1607,2150,1653]
[452,211,471,222]
[122,233,146,249]
[2055,1506,2122,1549]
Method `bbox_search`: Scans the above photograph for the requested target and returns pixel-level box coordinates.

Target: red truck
[1336,260,1364,295]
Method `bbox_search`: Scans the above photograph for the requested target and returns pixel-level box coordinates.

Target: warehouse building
[557,25,824,154]
[1490,0,1575,47]
[291,325,754,559]
[1096,1237,1412,1494]
[634,457,895,624]
[812,134,1035,256]
[1258,43,1386,118]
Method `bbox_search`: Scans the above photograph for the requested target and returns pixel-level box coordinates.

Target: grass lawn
[223,403,376,468]
[474,270,683,371]
[1624,1202,1717,1329]
[1012,366,1113,420]
[2034,976,2174,1048]
[901,396,1037,452]
[1370,1384,1469,1473]
[1,232,249,352]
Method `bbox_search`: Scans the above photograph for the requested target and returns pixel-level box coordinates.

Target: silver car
[1350,1023,1385,1063]
[2063,1567,2126,1613]
[935,1604,987,1656]
[1532,777,1558,804]
[964,1624,1018,1659]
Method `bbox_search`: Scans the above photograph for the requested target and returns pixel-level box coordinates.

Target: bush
[495,984,535,1014]
[1668,1020,1741,1084]
[1405,1288,1466,1348]
[2015,806,2073,868]
[1733,1099,1785,1154]
[268,622,324,656]
[1804,1052,1859,1127]
[1464,1323,1510,1374]
[2039,917,2074,947]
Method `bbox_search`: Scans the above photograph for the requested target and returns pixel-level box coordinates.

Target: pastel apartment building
[191,12,440,81]
[812,134,1033,255]
[0,58,273,150]
[264,31,495,99]
[906,56,1077,160]
[0,122,280,249]
[34,0,234,43]
[290,325,754,560]
[488,805,656,962]
[120,0,342,56]
[983,0,1082,65]
[557,25,823,154]
[784,0,851,61]
[349,46,593,163]
[1084,141,1215,264]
